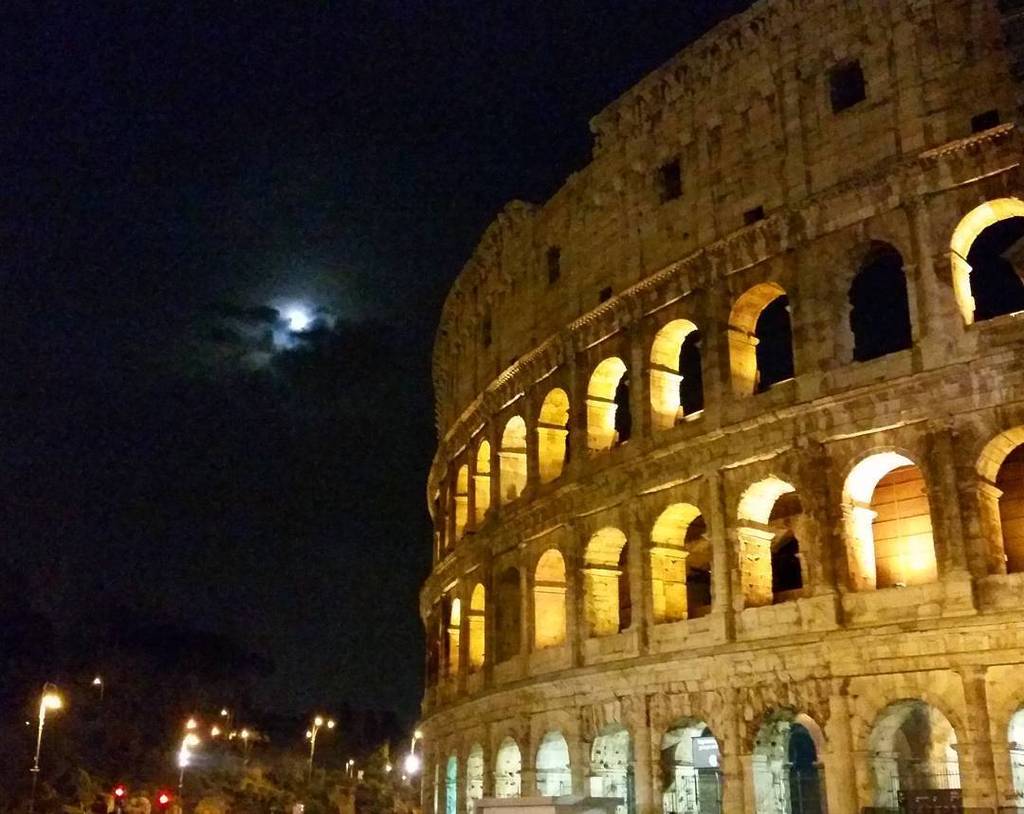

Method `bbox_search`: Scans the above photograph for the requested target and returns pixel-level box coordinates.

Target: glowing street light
[92,676,104,701]
[211,726,221,738]
[177,732,201,799]
[28,684,64,814]
[403,729,424,776]
[305,714,336,779]
[185,717,198,731]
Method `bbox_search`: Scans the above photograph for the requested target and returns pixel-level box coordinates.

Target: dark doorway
[849,244,913,361]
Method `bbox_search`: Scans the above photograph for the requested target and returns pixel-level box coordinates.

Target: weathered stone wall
[422,0,1024,811]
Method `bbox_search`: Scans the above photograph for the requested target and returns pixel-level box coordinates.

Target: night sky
[3,1,752,723]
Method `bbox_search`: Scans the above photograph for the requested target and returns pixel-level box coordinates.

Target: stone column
[628,700,655,814]
[565,354,587,480]
[565,521,585,667]
[823,692,859,814]
[720,689,748,814]
[520,726,537,797]
[737,526,774,608]
[524,397,540,500]
[959,666,998,809]
[519,564,532,671]
[629,326,651,441]
[924,424,970,578]
[482,562,496,690]
[705,470,735,638]
[626,508,650,652]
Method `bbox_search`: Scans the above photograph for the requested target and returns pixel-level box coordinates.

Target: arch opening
[728,283,794,396]
[500,417,528,504]
[445,596,461,677]
[660,720,722,814]
[591,725,635,814]
[534,549,567,649]
[584,528,630,637]
[467,744,484,813]
[446,755,458,814]
[494,567,521,663]
[849,243,912,362]
[468,584,486,671]
[454,465,469,540]
[868,700,961,810]
[537,731,572,796]
[950,198,1024,324]
[737,479,805,607]
[752,712,825,814]
[842,452,937,590]
[538,388,570,483]
[650,320,704,431]
[588,358,631,451]
[1009,707,1024,804]
[495,737,522,798]
[650,504,712,623]
[997,443,1024,573]
[475,440,492,524]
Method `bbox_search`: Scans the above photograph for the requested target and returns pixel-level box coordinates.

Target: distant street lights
[28,684,64,814]
[177,729,201,800]
[305,715,336,779]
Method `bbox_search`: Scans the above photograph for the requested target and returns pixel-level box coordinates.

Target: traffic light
[112,785,127,812]
[155,791,172,812]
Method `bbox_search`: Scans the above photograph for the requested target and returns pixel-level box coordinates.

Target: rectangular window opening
[546,246,561,285]
[971,109,1000,133]
[829,60,866,114]
[657,159,683,202]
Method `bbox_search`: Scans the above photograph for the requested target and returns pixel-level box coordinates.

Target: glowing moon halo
[285,306,312,332]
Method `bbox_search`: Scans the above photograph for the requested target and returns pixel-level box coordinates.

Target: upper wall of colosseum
[432,0,1017,437]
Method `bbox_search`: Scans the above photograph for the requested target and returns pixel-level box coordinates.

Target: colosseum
[420,1,1024,811]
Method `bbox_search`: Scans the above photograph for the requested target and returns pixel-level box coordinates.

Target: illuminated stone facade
[422,1,1024,811]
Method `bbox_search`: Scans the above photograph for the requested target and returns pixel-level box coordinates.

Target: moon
[285,306,312,332]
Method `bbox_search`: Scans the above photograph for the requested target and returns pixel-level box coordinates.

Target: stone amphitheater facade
[420,1,1024,811]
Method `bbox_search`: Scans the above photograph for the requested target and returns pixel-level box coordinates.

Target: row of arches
[439,198,1024,551]
[428,430,1024,685]
[436,702,1024,813]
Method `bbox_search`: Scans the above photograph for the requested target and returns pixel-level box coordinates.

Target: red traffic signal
[113,785,127,799]
[156,791,172,809]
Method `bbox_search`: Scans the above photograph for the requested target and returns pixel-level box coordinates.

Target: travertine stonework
[421,1,1024,811]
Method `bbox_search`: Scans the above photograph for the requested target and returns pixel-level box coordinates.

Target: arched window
[591,725,634,814]
[499,417,528,504]
[728,282,794,396]
[1009,707,1024,804]
[495,738,522,798]
[468,584,486,671]
[494,567,521,663]
[752,712,826,814]
[868,700,960,809]
[977,427,1024,574]
[467,744,484,814]
[446,755,458,814]
[444,596,461,677]
[660,720,721,814]
[534,549,567,649]
[650,504,711,623]
[536,731,572,796]
[474,440,492,524]
[583,528,629,637]
[588,358,630,450]
[453,465,469,540]
[842,452,937,590]
[737,477,805,607]
[650,320,703,431]
[537,388,570,483]
[849,243,912,361]
[950,198,1024,324]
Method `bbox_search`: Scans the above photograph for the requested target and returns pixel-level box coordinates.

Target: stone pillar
[924,424,970,578]
[959,666,999,809]
[566,522,586,668]
[482,563,496,689]
[720,690,748,814]
[705,470,735,637]
[457,587,470,695]
[519,564,532,666]
[629,700,656,814]
[566,354,587,480]
[524,397,540,500]
[626,509,650,652]
[521,726,537,797]
[823,692,859,814]
[737,526,774,608]
[629,327,651,441]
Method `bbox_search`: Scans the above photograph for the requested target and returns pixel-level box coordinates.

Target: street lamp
[240,728,253,762]
[403,729,423,776]
[28,684,64,814]
[92,676,104,701]
[178,732,201,799]
[305,715,336,779]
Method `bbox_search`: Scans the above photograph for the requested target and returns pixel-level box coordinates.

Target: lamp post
[305,715,336,780]
[403,729,424,776]
[28,684,64,814]
[177,731,201,801]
